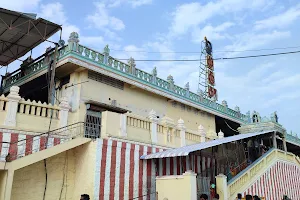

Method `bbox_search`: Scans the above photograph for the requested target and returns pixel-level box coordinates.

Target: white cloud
[255,4,300,30]
[86,2,125,31]
[103,0,152,8]
[129,0,152,8]
[192,22,234,42]
[1,0,40,12]
[40,2,66,24]
[39,2,80,40]
[222,31,291,57]
[169,0,273,37]
[262,91,300,108]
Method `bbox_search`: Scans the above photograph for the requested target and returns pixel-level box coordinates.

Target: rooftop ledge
[0,32,254,124]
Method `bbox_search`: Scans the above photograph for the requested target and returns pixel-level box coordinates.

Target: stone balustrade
[101,110,215,148]
[0,86,70,133]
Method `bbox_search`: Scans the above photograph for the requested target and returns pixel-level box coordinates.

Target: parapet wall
[101,110,223,148]
[0,86,70,133]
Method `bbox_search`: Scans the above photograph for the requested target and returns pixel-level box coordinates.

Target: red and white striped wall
[94,138,216,200]
[0,132,65,161]
[242,161,300,199]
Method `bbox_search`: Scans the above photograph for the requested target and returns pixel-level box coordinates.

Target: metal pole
[48,44,59,104]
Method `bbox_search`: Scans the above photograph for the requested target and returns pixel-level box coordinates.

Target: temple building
[0,8,300,200]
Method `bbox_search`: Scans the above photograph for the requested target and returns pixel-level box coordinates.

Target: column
[183,170,197,200]
[216,174,228,200]
[149,110,158,143]
[273,131,277,149]
[119,113,127,137]
[283,136,287,152]
[198,125,206,142]
[59,97,70,128]
[3,170,14,200]
[4,86,21,127]
[177,118,186,147]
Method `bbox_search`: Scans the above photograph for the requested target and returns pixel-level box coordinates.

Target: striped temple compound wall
[94,138,216,200]
[0,132,66,161]
[242,161,300,200]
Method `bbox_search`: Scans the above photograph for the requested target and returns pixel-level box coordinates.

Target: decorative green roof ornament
[184,82,189,91]
[103,44,110,56]
[68,32,79,43]
[152,66,157,76]
[167,75,174,84]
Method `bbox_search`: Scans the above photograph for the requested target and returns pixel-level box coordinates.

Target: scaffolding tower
[197,37,217,102]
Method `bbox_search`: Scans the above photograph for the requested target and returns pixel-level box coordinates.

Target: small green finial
[167,75,174,82]
[152,67,157,76]
[104,44,110,55]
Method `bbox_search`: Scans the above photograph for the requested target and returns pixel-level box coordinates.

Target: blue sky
[3,0,300,135]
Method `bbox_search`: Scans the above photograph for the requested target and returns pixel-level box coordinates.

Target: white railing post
[216,174,228,200]
[149,110,158,143]
[4,86,21,126]
[59,97,70,128]
[177,118,186,147]
[198,125,206,142]
[218,130,224,139]
[119,113,127,137]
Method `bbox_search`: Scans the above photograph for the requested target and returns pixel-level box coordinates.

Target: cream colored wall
[166,101,216,132]
[16,114,59,132]
[10,140,96,200]
[156,171,197,200]
[101,111,120,138]
[73,140,98,200]
[57,70,87,125]
[79,69,216,132]
[10,150,75,200]
[0,111,6,124]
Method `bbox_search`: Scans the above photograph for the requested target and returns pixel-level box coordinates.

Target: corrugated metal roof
[140,130,275,159]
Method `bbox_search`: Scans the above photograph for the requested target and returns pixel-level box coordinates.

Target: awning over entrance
[140,130,275,159]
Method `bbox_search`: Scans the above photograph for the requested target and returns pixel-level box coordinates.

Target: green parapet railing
[2,46,69,92]
[70,43,248,123]
[2,38,248,123]
[286,134,300,146]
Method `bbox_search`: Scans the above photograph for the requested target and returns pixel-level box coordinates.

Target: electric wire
[117,49,300,61]
[111,45,300,54]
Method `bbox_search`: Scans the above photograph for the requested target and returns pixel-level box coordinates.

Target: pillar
[3,170,14,200]
[4,86,21,126]
[283,136,287,152]
[198,125,206,142]
[149,110,158,143]
[119,113,127,137]
[183,171,197,200]
[216,174,228,200]
[273,131,277,149]
[59,96,70,128]
[177,118,186,147]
